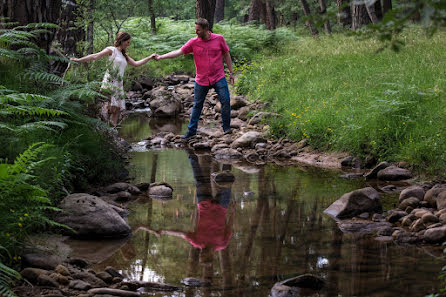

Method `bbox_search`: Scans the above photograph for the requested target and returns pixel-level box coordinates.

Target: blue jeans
[188,77,231,135]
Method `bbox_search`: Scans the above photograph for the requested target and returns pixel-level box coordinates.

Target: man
[155,18,234,139]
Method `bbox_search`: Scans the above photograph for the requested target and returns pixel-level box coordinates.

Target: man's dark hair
[195,18,209,30]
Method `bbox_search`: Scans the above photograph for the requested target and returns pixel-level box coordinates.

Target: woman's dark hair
[114,32,131,61]
[195,18,209,30]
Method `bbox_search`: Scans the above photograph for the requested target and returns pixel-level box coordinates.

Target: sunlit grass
[236,28,446,176]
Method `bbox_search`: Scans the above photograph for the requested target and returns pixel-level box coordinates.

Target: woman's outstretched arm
[127,53,157,67]
[70,48,112,63]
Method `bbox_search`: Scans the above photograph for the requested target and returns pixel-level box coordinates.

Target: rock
[105,267,123,279]
[55,193,131,239]
[102,182,130,194]
[436,191,446,210]
[425,188,446,207]
[401,216,413,227]
[364,161,390,180]
[148,183,173,199]
[192,141,212,150]
[421,213,440,224]
[72,271,107,288]
[392,230,419,244]
[96,271,113,283]
[20,267,49,283]
[120,280,181,291]
[410,219,426,232]
[211,171,235,183]
[380,185,398,192]
[340,156,361,168]
[358,212,369,219]
[51,273,69,285]
[399,186,425,203]
[211,143,229,153]
[377,166,412,181]
[398,197,420,210]
[271,274,325,297]
[248,112,278,125]
[231,131,266,149]
[435,209,446,217]
[230,118,246,129]
[181,277,206,287]
[230,96,249,110]
[68,258,89,268]
[424,225,446,243]
[213,148,243,160]
[69,279,92,291]
[55,264,70,276]
[22,253,60,270]
[372,213,385,222]
[131,81,143,92]
[323,187,382,219]
[37,274,59,287]
[140,77,154,89]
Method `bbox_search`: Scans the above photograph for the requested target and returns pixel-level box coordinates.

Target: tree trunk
[382,0,392,16]
[0,0,62,53]
[352,3,369,30]
[300,0,319,36]
[87,0,94,54]
[291,12,298,31]
[248,0,261,22]
[336,0,351,27]
[148,0,156,33]
[265,1,276,30]
[319,0,332,33]
[365,0,379,24]
[196,0,216,31]
[215,0,224,23]
[52,0,84,74]
[375,0,383,20]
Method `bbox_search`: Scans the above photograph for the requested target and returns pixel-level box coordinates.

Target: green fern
[0,260,20,297]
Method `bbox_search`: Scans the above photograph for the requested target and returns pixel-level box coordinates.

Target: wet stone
[181,277,206,287]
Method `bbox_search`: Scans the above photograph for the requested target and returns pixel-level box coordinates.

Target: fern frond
[0,261,20,297]
[14,23,59,30]
[0,123,15,131]
[0,105,67,117]
[23,71,66,84]
[0,48,21,60]
[0,93,51,104]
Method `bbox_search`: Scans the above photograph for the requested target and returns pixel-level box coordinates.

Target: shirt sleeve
[106,46,115,58]
[181,39,194,55]
[220,36,229,53]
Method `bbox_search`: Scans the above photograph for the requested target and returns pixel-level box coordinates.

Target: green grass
[236,28,446,176]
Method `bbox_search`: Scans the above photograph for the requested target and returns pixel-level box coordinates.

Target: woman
[71,32,155,127]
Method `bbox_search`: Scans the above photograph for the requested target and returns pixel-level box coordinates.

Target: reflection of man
[155,18,234,139]
[185,151,233,251]
[135,151,235,253]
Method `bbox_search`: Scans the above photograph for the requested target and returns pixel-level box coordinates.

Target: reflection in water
[87,117,446,297]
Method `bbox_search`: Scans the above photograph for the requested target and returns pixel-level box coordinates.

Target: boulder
[398,197,420,210]
[425,187,446,208]
[230,96,250,110]
[364,161,390,180]
[55,193,131,238]
[231,131,266,149]
[399,186,425,203]
[22,253,61,270]
[324,187,382,219]
[424,225,446,243]
[377,166,412,181]
[213,148,243,160]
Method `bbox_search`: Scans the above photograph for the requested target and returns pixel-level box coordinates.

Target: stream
[69,113,445,297]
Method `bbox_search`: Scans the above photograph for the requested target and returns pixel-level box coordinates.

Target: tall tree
[365,0,379,24]
[148,0,156,33]
[300,0,319,36]
[0,0,62,52]
[248,0,261,22]
[336,0,351,27]
[383,0,392,15]
[352,3,369,30]
[87,0,95,54]
[196,0,217,31]
[215,0,225,23]
[265,1,276,30]
[319,0,331,33]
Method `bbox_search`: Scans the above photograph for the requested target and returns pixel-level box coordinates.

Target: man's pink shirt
[181,33,229,86]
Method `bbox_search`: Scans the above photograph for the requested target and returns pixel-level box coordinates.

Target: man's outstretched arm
[156,49,184,60]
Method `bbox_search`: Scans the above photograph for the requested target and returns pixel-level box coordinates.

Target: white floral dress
[101,46,127,111]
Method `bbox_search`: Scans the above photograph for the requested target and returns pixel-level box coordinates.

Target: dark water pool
[78,114,445,297]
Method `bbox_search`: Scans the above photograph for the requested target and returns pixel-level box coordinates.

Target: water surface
[86,114,445,297]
